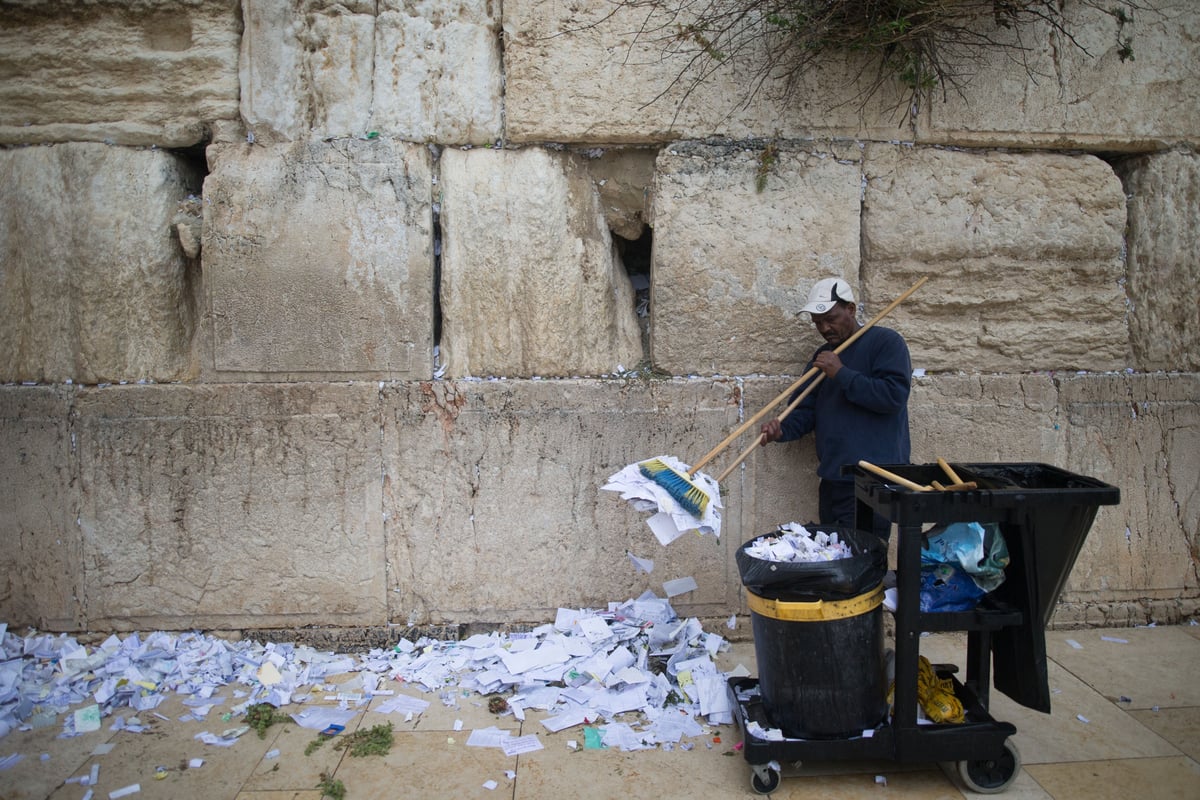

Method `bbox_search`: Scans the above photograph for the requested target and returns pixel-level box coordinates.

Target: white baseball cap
[801,277,855,315]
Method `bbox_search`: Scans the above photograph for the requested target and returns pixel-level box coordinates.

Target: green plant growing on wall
[593,0,1149,122]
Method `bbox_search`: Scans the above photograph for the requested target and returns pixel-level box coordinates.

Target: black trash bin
[736,527,889,739]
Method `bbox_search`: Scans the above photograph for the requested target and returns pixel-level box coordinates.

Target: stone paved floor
[1,625,1198,799]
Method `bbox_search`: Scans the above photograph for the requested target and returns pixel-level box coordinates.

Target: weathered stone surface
[908,374,1065,464]
[439,147,643,378]
[1059,373,1199,601]
[0,387,83,630]
[920,2,1200,149]
[863,145,1128,373]
[74,383,386,630]
[240,0,502,144]
[0,372,1196,631]
[0,143,202,384]
[382,379,744,624]
[502,0,909,143]
[240,0,375,141]
[0,0,240,147]
[651,141,862,376]
[202,138,433,380]
[1117,150,1200,372]
[585,148,658,242]
[372,0,503,143]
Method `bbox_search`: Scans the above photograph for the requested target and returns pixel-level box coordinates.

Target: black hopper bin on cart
[728,463,1120,794]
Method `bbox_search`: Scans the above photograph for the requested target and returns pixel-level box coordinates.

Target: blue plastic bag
[919,522,1010,611]
[919,563,987,611]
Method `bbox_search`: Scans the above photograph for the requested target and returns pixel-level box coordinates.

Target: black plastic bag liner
[736,526,887,601]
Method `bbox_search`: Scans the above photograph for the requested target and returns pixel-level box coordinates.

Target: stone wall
[1,0,1197,634]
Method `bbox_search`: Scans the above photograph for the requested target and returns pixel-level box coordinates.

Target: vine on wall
[600,0,1147,122]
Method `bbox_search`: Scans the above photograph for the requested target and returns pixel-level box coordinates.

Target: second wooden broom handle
[715,373,826,484]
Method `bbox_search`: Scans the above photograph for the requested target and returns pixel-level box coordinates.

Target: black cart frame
[730,462,1120,794]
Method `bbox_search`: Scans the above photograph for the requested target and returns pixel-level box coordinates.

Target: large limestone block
[503,0,908,143]
[372,0,503,143]
[439,147,643,378]
[203,138,433,380]
[241,0,375,141]
[0,0,240,147]
[383,379,743,624]
[0,143,202,384]
[1058,373,1199,602]
[920,2,1200,148]
[909,374,1066,464]
[240,0,502,144]
[74,383,386,630]
[651,141,862,376]
[586,148,659,242]
[0,387,84,630]
[863,145,1128,373]
[1118,150,1200,371]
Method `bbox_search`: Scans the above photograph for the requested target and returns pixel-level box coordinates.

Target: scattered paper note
[627,552,655,574]
[501,734,545,756]
[663,576,698,598]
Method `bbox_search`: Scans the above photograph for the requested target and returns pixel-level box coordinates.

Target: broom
[714,275,929,484]
[640,275,927,515]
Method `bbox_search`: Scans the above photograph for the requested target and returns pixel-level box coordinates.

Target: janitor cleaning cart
[728,462,1120,794]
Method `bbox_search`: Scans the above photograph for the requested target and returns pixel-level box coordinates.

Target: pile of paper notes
[742,523,853,563]
[0,591,743,752]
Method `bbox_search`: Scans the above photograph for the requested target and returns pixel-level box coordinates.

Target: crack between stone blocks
[496,0,507,149]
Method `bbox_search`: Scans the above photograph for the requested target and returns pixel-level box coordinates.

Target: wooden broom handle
[937,457,964,485]
[694,274,929,478]
[715,373,826,483]
[858,460,932,492]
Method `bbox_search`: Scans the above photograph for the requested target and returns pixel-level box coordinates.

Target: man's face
[810,302,858,345]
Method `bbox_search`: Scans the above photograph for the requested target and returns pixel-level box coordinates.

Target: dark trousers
[820,479,891,541]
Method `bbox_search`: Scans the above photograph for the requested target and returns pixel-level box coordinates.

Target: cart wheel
[957,739,1021,794]
[750,765,781,795]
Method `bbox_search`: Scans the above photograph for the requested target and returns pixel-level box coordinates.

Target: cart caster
[957,739,1021,794]
[749,764,781,795]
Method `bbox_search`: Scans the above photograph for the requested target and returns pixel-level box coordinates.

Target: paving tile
[327,729,517,797]
[0,721,112,800]
[982,659,1179,764]
[1044,627,1200,709]
[1024,755,1200,799]
[240,719,352,794]
[43,712,274,800]
[512,730,757,799]
[1127,706,1200,762]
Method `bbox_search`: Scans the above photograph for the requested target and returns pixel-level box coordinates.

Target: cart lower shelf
[729,675,1021,794]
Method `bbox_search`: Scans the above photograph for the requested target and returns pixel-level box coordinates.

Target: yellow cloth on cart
[887,655,965,724]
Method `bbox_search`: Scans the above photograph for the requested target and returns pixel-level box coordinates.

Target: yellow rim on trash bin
[746,583,884,622]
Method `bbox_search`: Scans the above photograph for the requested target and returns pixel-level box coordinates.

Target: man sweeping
[758,277,912,540]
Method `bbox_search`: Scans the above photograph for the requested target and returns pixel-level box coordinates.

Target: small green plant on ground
[317,772,346,800]
[334,722,395,757]
[244,702,291,738]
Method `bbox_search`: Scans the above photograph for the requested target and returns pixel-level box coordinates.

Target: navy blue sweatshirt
[778,325,912,482]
